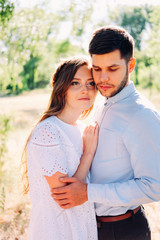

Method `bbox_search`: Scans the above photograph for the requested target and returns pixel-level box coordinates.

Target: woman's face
[65,65,97,113]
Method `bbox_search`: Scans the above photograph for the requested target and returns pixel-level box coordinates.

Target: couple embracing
[22,26,160,240]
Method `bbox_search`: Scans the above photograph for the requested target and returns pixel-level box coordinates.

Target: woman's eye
[71,81,80,85]
[88,81,95,86]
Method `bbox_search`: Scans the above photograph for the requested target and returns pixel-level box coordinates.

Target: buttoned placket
[98,101,113,128]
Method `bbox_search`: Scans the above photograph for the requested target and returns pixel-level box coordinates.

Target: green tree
[109,5,152,85]
[68,0,93,37]
[0,1,95,93]
[109,6,151,50]
[0,6,59,92]
[144,6,160,90]
[20,53,40,90]
[0,0,14,26]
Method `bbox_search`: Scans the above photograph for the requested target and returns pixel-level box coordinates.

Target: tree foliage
[108,5,159,88]
[109,6,151,50]
[0,2,91,93]
[0,2,160,93]
[0,0,14,26]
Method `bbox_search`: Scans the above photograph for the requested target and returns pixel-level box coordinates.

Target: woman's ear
[128,57,136,73]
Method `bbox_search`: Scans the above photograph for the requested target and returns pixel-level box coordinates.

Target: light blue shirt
[88,81,160,216]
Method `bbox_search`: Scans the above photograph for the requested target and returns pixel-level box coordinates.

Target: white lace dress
[27,116,97,240]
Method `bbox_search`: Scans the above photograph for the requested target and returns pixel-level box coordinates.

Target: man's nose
[100,71,109,82]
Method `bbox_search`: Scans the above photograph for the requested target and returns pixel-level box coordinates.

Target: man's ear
[128,57,136,73]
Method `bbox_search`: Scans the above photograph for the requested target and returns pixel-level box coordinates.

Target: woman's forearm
[74,122,98,181]
[73,152,94,181]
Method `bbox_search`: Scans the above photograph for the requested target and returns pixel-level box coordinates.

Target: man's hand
[51,176,88,209]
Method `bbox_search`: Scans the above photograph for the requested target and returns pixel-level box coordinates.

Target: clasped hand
[51,122,98,209]
[51,176,88,209]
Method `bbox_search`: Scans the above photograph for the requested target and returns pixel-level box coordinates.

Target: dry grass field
[0,87,160,239]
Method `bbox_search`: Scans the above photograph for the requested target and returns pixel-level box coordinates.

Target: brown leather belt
[97,206,141,223]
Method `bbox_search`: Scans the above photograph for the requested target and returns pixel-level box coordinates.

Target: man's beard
[110,67,129,98]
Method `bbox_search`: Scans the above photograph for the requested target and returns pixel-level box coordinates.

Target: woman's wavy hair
[21,57,94,194]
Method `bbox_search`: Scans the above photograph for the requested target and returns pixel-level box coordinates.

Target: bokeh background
[0,0,160,239]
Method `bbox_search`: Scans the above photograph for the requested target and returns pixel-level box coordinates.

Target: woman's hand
[82,122,99,158]
[70,122,99,182]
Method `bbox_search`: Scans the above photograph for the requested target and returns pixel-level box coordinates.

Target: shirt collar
[104,81,136,105]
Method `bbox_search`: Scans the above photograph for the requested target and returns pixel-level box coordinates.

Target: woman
[22,57,98,240]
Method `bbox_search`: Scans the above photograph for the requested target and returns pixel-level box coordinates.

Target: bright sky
[17,0,160,9]
[112,0,160,5]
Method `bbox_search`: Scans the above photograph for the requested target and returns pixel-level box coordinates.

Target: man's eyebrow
[108,64,120,67]
[92,64,120,68]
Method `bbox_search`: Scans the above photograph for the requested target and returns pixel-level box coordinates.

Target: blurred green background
[0,1,160,239]
[1,0,160,95]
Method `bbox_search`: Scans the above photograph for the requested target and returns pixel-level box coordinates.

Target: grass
[0,87,160,239]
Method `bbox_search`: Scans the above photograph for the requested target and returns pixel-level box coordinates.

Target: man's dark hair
[89,26,134,63]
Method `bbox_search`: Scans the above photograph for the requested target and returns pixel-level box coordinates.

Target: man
[52,26,160,240]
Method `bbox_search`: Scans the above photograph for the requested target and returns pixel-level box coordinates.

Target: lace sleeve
[27,121,68,176]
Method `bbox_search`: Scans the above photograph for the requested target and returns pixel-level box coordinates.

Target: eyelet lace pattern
[27,116,97,240]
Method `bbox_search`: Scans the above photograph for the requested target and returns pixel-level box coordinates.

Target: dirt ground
[0,88,160,239]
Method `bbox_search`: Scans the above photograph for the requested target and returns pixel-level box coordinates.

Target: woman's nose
[80,84,88,91]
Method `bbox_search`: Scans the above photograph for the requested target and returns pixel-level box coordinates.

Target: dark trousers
[97,207,151,240]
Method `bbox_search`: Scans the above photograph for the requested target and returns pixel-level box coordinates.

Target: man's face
[91,50,130,98]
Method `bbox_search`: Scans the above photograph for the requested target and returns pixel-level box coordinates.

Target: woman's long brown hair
[21,57,94,194]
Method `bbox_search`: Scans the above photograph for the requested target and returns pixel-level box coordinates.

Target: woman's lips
[78,98,90,100]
